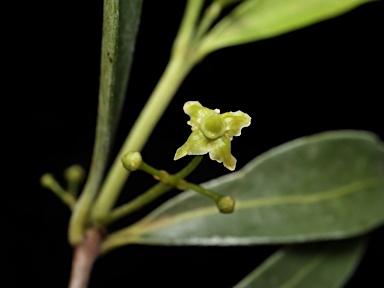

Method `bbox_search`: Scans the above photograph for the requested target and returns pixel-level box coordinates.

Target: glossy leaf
[198,0,372,56]
[234,238,365,288]
[102,131,384,252]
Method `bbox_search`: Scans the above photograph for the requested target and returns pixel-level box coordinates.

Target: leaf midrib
[129,178,380,236]
[279,251,326,288]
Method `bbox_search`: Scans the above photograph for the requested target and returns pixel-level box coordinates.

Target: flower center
[200,114,226,140]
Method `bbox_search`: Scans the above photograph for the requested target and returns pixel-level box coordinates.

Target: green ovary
[200,114,226,140]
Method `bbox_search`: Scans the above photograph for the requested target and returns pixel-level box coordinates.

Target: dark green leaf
[234,238,365,288]
[102,131,384,251]
[198,0,372,55]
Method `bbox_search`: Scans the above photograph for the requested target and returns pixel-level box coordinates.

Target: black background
[7,1,384,287]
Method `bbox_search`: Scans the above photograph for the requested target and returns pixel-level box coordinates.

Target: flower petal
[208,136,237,171]
[174,130,212,160]
[221,111,251,137]
[184,101,217,129]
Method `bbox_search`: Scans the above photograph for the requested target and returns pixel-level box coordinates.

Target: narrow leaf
[101,131,384,251]
[234,238,365,288]
[199,0,372,55]
[68,0,142,244]
[91,0,143,190]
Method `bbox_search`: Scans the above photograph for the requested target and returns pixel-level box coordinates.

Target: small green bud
[201,114,226,140]
[121,152,142,171]
[64,165,85,183]
[40,173,56,188]
[216,195,235,214]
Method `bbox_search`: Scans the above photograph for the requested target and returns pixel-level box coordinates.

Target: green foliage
[234,238,365,288]
[46,0,382,287]
[198,0,372,56]
[102,131,384,250]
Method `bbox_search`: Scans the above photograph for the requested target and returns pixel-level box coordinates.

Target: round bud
[217,195,235,214]
[64,165,85,182]
[40,173,55,188]
[200,114,226,140]
[121,152,142,171]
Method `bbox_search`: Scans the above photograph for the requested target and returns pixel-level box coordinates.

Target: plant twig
[68,227,104,288]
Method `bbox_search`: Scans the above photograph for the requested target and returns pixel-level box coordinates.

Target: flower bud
[121,152,142,171]
[216,195,235,214]
[40,173,56,188]
[64,165,85,183]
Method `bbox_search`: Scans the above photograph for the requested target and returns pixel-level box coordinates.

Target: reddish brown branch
[68,227,104,288]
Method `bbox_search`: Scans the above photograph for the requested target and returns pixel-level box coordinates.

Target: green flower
[174,101,251,171]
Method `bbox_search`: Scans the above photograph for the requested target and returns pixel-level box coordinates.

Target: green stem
[67,181,79,198]
[136,155,227,208]
[183,182,235,214]
[139,162,171,183]
[195,2,222,42]
[102,156,203,225]
[181,181,222,202]
[41,174,76,210]
[138,156,203,186]
[174,155,204,178]
[139,157,235,214]
[172,0,204,56]
[91,54,192,223]
[101,183,170,226]
[90,0,204,224]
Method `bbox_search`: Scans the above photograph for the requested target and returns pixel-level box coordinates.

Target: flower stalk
[41,173,76,210]
[120,153,235,214]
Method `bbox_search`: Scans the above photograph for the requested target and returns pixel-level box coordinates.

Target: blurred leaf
[102,130,384,251]
[199,0,372,55]
[234,238,365,288]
